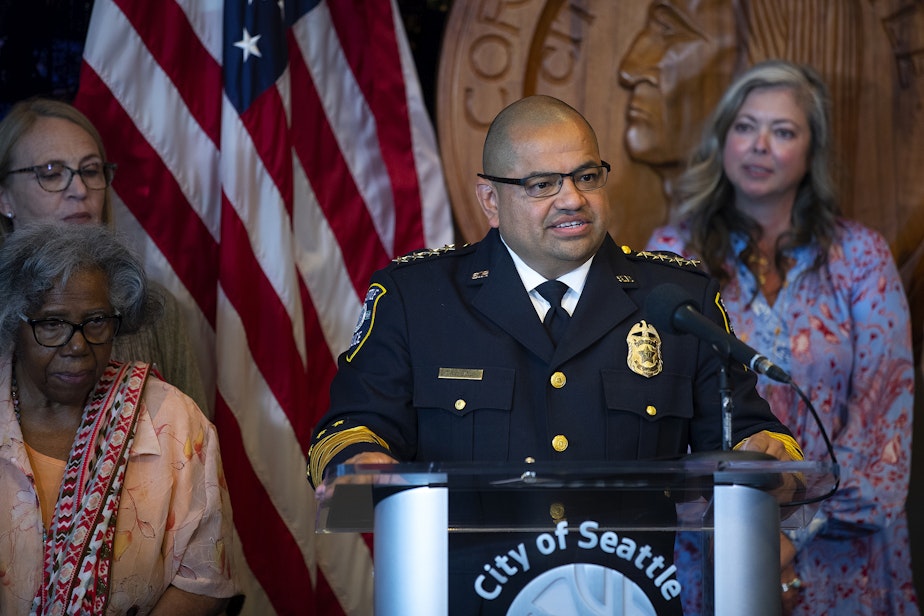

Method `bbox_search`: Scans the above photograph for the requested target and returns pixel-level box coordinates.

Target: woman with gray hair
[0,223,238,614]
[647,60,916,614]
[0,223,157,352]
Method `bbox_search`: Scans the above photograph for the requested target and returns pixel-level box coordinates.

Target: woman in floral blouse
[0,223,237,614]
[646,60,916,615]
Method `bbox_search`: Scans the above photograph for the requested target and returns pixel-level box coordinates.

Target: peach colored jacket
[0,358,238,615]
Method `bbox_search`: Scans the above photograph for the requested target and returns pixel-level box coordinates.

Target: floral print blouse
[0,358,238,615]
[647,218,917,615]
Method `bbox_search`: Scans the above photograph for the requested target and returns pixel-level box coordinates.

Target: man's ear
[474,181,500,229]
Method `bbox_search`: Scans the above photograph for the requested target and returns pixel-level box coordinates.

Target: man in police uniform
[308,95,800,613]
[309,94,798,476]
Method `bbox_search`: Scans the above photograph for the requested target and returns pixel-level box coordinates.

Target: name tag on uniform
[438,368,484,380]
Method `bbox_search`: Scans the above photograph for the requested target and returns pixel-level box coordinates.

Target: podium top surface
[316,457,838,533]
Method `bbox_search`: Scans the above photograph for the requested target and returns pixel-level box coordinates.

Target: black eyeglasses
[7,162,117,193]
[20,314,122,348]
[478,161,611,198]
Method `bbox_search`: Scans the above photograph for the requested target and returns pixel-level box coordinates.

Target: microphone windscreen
[644,283,699,335]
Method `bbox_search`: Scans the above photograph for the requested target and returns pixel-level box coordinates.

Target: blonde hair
[676,60,839,286]
[0,98,113,237]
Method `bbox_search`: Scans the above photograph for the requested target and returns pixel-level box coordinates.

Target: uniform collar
[500,235,593,295]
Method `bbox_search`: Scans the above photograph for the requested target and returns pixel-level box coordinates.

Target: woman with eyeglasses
[0,222,237,615]
[0,98,208,414]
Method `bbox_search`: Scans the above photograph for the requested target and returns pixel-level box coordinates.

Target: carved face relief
[617,0,738,169]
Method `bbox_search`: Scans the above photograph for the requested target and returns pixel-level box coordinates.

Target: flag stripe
[293,239,338,411]
[288,40,390,296]
[389,1,454,250]
[292,161,363,361]
[114,0,222,145]
[218,198,315,443]
[239,86,294,214]
[218,100,306,340]
[213,397,313,615]
[326,0,426,254]
[294,5,397,260]
[213,287,328,610]
[78,8,224,239]
[75,67,220,323]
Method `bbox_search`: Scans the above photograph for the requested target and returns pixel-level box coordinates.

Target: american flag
[74,0,452,613]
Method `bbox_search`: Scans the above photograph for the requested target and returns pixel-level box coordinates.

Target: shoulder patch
[345,283,386,362]
[713,291,734,335]
[627,249,704,271]
[392,243,469,265]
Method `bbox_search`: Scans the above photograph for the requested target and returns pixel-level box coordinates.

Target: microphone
[645,283,792,384]
[646,283,840,506]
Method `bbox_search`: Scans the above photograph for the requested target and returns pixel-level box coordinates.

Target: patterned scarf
[31,361,150,616]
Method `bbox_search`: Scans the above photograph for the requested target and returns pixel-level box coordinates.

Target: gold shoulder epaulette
[628,249,702,269]
[392,243,467,264]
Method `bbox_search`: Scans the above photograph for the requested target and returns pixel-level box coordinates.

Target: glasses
[7,162,117,193]
[20,314,122,348]
[478,161,611,198]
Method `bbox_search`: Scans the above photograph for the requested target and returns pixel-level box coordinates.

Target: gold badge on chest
[627,320,663,378]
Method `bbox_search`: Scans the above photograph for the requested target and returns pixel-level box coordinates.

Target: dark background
[0,0,451,120]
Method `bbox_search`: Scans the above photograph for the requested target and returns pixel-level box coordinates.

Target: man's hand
[737,431,797,461]
[738,431,806,514]
[314,451,400,499]
[344,451,400,466]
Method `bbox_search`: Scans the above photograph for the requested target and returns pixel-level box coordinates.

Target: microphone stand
[697,338,840,503]
[693,339,775,465]
[709,339,737,453]
[719,361,733,452]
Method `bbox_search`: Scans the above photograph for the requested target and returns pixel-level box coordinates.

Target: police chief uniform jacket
[308,229,789,485]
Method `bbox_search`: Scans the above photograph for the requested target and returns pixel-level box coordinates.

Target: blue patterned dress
[647,218,918,615]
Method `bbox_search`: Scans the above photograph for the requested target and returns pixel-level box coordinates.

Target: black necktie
[536,280,570,345]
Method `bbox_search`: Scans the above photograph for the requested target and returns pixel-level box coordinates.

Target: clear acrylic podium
[316,457,837,616]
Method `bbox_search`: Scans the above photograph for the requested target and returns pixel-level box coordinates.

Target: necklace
[11,358,20,423]
[746,252,771,287]
[745,250,793,307]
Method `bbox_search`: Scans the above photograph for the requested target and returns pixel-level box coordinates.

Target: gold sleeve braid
[308,425,391,487]
[734,431,804,460]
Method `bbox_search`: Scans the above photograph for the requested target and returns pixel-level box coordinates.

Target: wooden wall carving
[436,0,924,358]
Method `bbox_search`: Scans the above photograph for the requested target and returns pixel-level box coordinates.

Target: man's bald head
[482,95,599,175]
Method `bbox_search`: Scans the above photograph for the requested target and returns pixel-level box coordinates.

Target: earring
[3,211,12,220]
